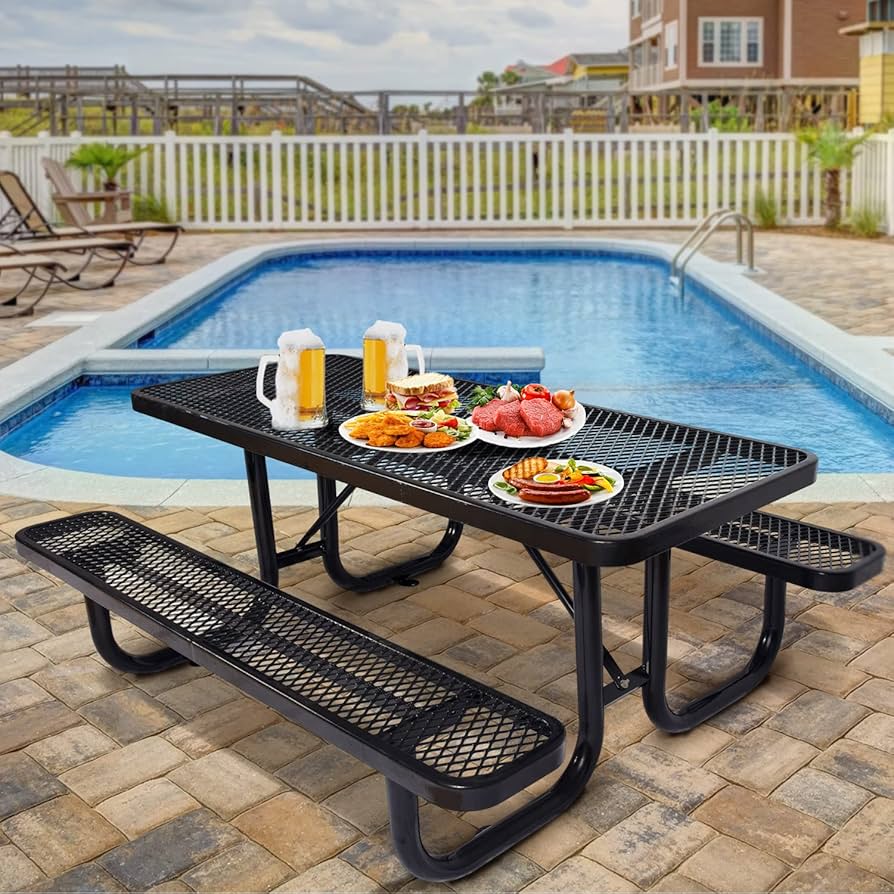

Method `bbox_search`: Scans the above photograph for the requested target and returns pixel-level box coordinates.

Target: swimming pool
[2,247,893,477]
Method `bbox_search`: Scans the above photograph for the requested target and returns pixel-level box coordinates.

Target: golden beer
[298,347,326,421]
[362,337,389,409]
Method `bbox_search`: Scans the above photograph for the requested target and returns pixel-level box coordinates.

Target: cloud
[9,0,627,89]
[507,5,554,28]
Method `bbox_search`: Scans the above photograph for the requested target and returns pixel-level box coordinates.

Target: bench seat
[15,511,565,812]
[686,510,883,591]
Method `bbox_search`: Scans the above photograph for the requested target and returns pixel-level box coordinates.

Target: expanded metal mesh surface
[21,512,563,786]
[134,355,811,548]
[703,511,878,572]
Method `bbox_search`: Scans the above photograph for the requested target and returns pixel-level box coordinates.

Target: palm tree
[66,143,147,190]
[798,123,872,229]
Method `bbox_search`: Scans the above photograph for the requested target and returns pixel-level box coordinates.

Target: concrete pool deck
[0,230,892,504]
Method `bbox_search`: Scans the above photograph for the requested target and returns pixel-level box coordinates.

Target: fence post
[0,131,10,179]
[418,129,428,227]
[164,130,177,222]
[887,130,894,236]
[271,129,283,228]
[563,127,574,229]
[707,127,720,213]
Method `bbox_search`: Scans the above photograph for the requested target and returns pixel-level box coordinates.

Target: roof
[568,52,629,67]
[505,52,628,81]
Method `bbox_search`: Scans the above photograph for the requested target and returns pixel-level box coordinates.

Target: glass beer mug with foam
[362,321,424,411]
[256,329,328,430]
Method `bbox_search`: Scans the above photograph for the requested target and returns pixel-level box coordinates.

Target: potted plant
[65,142,147,191]
[798,123,872,229]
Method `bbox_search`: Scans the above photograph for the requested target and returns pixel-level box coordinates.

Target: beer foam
[364,320,407,343]
[277,328,324,353]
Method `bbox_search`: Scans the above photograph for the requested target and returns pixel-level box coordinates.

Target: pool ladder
[670,209,756,296]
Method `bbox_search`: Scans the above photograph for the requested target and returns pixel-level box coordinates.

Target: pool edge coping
[0,235,892,506]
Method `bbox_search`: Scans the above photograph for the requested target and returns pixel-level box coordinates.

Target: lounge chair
[0,168,180,267]
[0,235,134,290]
[0,244,67,317]
[41,159,181,264]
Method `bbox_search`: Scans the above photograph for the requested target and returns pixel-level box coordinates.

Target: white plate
[488,459,624,508]
[338,413,479,454]
[473,402,586,449]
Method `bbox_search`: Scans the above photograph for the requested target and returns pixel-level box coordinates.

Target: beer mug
[362,321,424,411]
[256,328,328,430]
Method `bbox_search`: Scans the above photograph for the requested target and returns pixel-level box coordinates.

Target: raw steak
[494,401,528,438]
[519,398,563,438]
[471,399,502,432]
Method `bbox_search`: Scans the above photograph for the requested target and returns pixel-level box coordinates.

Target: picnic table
[16,354,884,882]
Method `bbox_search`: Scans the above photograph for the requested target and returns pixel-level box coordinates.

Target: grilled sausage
[519,488,589,505]
[510,479,584,492]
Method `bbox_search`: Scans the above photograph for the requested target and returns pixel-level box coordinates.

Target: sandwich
[385,372,460,412]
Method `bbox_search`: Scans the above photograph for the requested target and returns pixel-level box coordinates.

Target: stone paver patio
[0,496,892,892]
[0,229,892,892]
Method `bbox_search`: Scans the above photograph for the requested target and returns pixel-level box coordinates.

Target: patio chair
[42,157,133,225]
[0,168,179,267]
[0,234,134,291]
[41,159,180,264]
[0,243,67,317]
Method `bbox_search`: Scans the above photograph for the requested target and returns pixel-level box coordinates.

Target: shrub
[132,194,173,223]
[848,204,884,238]
[753,189,779,229]
[65,143,147,185]
[707,100,751,133]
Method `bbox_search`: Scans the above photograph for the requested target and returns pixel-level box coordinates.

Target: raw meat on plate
[518,398,564,438]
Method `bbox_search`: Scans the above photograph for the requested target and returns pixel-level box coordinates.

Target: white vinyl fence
[1,129,892,233]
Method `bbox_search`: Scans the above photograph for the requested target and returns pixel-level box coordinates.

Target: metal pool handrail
[671,209,756,295]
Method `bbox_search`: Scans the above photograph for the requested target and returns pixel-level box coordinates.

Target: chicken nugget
[423,431,456,449]
[382,421,413,436]
[367,433,398,447]
[395,429,425,448]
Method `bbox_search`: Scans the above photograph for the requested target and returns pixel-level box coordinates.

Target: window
[665,21,679,68]
[699,18,763,66]
[631,0,641,18]
[869,0,894,21]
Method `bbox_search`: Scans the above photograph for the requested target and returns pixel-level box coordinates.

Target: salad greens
[419,409,473,441]
[493,481,518,496]
[469,385,498,408]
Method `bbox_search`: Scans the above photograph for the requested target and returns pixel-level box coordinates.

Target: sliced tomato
[521,383,551,402]
[441,417,459,429]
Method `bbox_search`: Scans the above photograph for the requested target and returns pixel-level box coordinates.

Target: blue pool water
[3,250,893,476]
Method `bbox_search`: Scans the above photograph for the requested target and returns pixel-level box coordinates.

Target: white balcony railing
[629,64,664,90]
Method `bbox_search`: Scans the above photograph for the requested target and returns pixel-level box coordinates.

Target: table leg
[641,550,787,732]
[245,450,280,585]
[244,452,464,592]
[386,562,605,882]
[316,476,464,593]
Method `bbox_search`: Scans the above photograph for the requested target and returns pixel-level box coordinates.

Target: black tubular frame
[245,450,464,590]
[84,598,190,674]
[387,562,605,881]
[641,551,787,732]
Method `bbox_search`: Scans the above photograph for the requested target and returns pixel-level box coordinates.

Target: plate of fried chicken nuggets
[338,411,478,453]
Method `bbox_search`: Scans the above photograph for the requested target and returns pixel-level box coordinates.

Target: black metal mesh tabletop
[133,355,817,565]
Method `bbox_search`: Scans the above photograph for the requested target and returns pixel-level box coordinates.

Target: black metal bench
[14,511,565,813]
[15,507,883,882]
[686,509,882,592]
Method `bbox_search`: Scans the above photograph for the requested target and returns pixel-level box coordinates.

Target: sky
[2,0,628,91]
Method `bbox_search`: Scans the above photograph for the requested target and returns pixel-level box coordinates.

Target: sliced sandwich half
[385,372,460,412]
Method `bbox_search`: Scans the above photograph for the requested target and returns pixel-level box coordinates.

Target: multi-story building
[841,0,894,123]
[628,0,864,126]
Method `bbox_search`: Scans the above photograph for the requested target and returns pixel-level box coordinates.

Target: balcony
[629,63,664,90]
[642,0,662,24]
